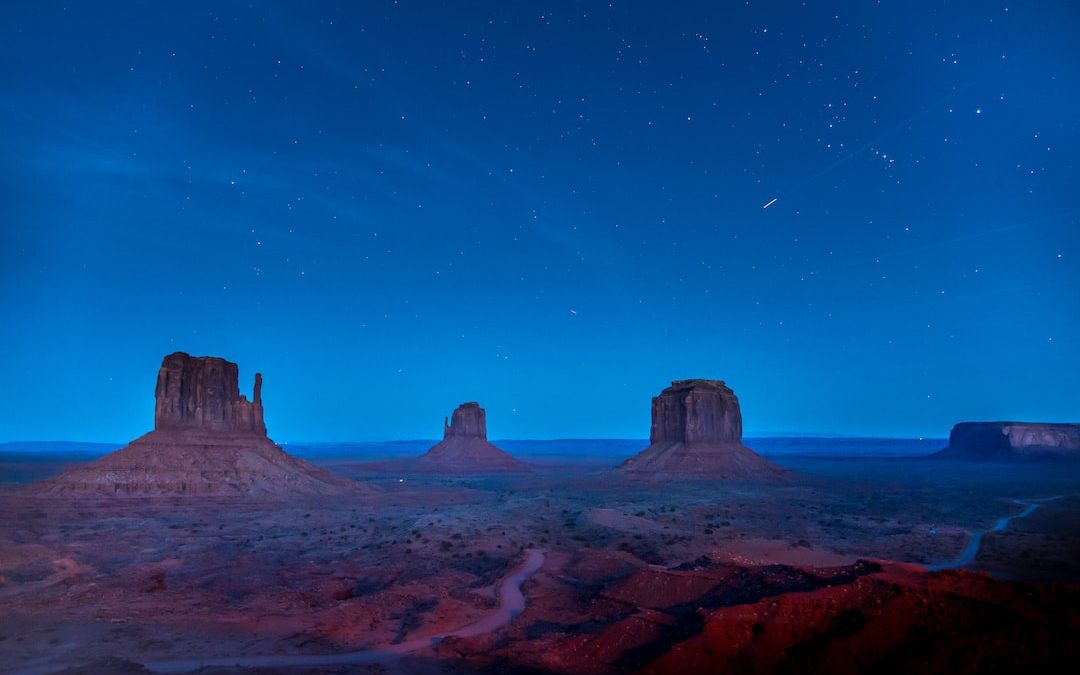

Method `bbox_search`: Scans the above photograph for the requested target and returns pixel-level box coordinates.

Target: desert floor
[1,452,1079,674]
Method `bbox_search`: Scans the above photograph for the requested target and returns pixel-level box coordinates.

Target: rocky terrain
[2,442,1080,673]
[619,380,783,479]
[935,421,1080,460]
[456,553,1079,675]
[1,450,1079,673]
[31,353,354,497]
[3,372,1079,673]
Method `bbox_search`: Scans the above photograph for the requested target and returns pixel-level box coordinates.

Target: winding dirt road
[928,496,1063,571]
[144,548,545,673]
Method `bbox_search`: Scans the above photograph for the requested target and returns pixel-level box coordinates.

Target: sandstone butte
[34,352,356,497]
[619,379,783,479]
[416,402,530,472]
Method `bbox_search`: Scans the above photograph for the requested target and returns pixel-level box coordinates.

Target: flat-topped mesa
[935,421,1080,460]
[650,379,743,445]
[443,401,487,440]
[621,379,782,479]
[153,352,265,435]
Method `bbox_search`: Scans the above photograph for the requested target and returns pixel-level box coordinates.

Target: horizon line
[0,433,950,447]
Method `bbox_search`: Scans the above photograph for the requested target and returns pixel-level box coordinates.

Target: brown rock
[443,401,488,440]
[418,402,529,472]
[649,378,743,446]
[935,421,1080,460]
[153,352,265,434]
[619,379,782,478]
[34,353,357,497]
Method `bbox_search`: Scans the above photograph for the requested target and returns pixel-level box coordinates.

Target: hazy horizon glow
[2,2,1078,442]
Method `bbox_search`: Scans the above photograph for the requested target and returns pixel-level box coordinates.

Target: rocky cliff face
[154,352,265,434]
[621,379,781,478]
[649,379,743,445]
[937,422,1080,460]
[443,402,487,440]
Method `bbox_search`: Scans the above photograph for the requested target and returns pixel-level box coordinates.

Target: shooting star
[762,197,779,210]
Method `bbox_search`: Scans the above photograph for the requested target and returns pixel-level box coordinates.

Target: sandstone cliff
[154,352,265,434]
[935,421,1080,460]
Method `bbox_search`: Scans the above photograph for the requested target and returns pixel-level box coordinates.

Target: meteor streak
[762,197,778,210]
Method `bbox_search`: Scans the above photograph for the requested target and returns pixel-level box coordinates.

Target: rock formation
[934,421,1080,460]
[35,352,355,496]
[619,379,782,478]
[417,402,529,472]
[153,352,265,434]
[443,402,489,441]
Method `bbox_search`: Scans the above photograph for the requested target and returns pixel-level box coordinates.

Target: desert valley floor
[2,449,1079,674]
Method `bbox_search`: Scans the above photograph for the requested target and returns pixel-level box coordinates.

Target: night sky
[2,2,1078,443]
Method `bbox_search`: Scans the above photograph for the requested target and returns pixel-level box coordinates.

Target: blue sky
[1,1,1077,441]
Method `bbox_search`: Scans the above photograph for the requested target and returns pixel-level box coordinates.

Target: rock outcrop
[417,402,529,472]
[442,402,489,441]
[619,379,782,478]
[153,352,265,434]
[34,352,355,496]
[934,422,1080,460]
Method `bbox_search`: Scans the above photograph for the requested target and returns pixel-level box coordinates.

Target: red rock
[443,401,489,440]
[637,565,1080,675]
[153,352,266,434]
[471,557,1077,674]
[603,566,736,609]
[418,402,529,472]
[34,353,356,497]
[619,380,782,478]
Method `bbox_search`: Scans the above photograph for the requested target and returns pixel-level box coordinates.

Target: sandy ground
[1,455,1078,673]
[142,549,546,673]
